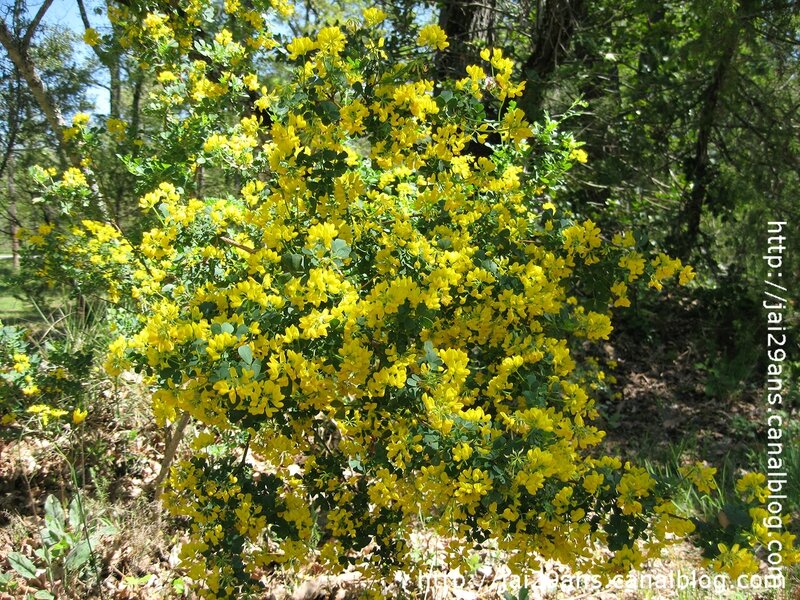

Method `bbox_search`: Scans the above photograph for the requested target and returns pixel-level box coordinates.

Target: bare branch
[75,0,92,31]
[0,15,69,164]
[21,0,56,49]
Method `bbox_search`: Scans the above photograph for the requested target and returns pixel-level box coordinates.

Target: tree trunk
[670,10,742,259]
[520,0,587,118]
[1,7,111,222]
[0,18,72,168]
[436,0,497,79]
[109,58,121,120]
[8,155,19,271]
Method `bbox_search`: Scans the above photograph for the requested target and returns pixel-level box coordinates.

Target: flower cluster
[0,320,89,428]
[24,2,792,597]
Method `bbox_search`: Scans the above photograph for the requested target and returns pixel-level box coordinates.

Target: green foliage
[0,299,111,428]
[4,494,116,596]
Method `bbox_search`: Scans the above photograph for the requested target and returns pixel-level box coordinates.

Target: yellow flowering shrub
[23,1,795,596]
[0,319,90,427]
[688,469,799,581]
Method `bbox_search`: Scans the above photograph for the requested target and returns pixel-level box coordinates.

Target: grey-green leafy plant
[5,494,117,597]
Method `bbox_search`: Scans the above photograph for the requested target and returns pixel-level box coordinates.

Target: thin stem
[151,411,191,495]
[53,445,105,598]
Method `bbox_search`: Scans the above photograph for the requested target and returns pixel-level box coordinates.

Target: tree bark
[520,0,587,117]
[8,155,19,271]
[670,10,743,259]
[436,0,497,79]
[77,0,121,119]
[0,9,71,168]
[1,4,110,220]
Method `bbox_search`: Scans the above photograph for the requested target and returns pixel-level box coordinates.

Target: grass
[0,293,38,324]
[0,260,40,324]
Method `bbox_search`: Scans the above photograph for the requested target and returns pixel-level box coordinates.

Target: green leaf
[220,322,235,335]
[423,433,439,450]
[64,539,92,572]
[281,252,304,273]
[124,574,154,586]
[331,238,351,259]
[238,345,253,365]
[318,100,340,124]
[423,341,442,369]
[34,590,55,600]
[68,497,82,530]
[250,359,261,378]
[43,495,64,538]
[7,552,37,579]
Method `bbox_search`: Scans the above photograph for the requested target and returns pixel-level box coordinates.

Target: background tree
[0,1,93,273]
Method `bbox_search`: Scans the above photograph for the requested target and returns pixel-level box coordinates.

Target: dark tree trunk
[670,10,743,259]
[520,0,587,118]
[436,0,497,79]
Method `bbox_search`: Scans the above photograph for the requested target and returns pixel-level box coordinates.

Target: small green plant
[0,569,20,595]
[5,494,117,597]
[750,416,800,515]
[464,552,482,575]
[503,585,530,600]
[0,299,104,430]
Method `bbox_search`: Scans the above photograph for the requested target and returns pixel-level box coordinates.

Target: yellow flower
[143,12,171,38]
[679,265,695,285]
[157,70,177,83]
[612,231,636,248]
[107,118,127,141]
[500,108,532,144]
[242,73,259,91]
[72,112,91,127]
[583,471,605,494]
[708,543,760,580]
[362,8,387,27]
[22,384,40,396]
[61,167,88,189]
[417,24,449,51]
[569,148,588,163]
[562,219,602,258]
[26,404,68,426]
[306,222,338,250]
[616,465,655,515]
[12,353,30,373]
[452,442,473,462]
[316,26,346,56]
[286,36,316,60]
[679,462,717,494]
[619,252,646,282]
[214,29,233,46]
[72,407,88,425]
[83,28,100,46]
[736,472,768,503]
[610,281,630,308]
